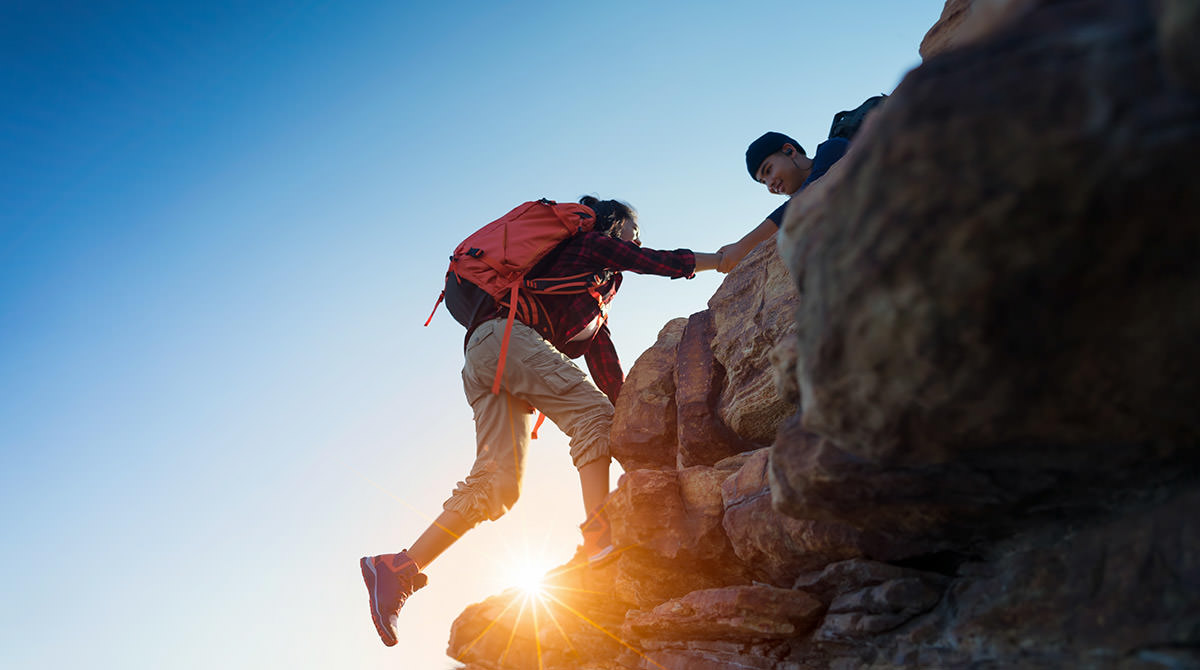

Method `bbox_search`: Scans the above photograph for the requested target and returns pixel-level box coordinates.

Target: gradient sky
[2,2,946,668]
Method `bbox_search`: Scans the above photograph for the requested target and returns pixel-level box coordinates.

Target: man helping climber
[718,95,887,272]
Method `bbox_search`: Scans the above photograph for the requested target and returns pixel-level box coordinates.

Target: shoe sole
[587,544,618,568]
[360,557,398,647]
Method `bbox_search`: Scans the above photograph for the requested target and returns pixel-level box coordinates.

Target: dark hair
[745,132,805,180]
[579,195,636,237]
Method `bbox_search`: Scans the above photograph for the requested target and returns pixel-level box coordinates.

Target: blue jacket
[766,137,850,227]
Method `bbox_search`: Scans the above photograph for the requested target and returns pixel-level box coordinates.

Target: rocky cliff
[447,0,1200,667]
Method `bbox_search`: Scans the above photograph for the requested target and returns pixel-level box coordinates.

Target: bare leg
[578,459,611,517]
[407,510,471,570]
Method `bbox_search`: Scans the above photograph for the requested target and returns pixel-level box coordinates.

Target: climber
[717,95,886,273]
[715,131,849,272]
[359,195,724,648]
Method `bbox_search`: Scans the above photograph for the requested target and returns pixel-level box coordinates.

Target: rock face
[610,318,687,470]
[707,235,800,445]
[780,0,1200,469]
[447,1,1200,668]
[722,447,871,585]
[918,0,971,58]
[674,310,764,467]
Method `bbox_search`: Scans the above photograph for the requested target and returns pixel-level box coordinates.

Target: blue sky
[2,2,946,667]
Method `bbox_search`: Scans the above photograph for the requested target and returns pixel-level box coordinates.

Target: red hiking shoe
[580,509,616,567]
[359,550,428,647]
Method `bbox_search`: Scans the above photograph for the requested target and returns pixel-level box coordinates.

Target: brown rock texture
[610,318,687,471]
[674,309,763,467]
[920,0,1038,59]
[707,235,800,445]
[606,467,732,563]
[722,447,869,585]
[780,0,1200,469]
[448,1,1200,668]
[918,0,971,58]
[624,585,823,641]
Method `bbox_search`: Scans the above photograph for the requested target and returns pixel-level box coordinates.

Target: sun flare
[511,563,548,598]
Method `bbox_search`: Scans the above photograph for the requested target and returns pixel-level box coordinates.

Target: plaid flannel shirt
[503,231,696,403]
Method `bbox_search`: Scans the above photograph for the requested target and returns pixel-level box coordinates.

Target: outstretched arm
[693,251,723,272]
[717,218,777,272]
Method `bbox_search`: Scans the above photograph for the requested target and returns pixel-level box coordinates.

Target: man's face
[755,145,811,195]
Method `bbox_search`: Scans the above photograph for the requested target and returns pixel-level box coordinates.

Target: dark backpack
[828,94,888,141]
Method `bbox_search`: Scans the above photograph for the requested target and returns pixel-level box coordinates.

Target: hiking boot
[580,508,616,567]
[359,550,428,646]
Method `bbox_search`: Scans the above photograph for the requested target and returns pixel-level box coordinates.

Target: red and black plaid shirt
[474,231,696,403]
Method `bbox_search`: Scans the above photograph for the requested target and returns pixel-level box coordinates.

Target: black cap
[745,132,803,180]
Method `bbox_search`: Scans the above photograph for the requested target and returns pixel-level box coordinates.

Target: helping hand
[716,242,745,273]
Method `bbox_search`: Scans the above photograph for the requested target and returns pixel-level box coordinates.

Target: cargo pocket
[463,327,499,404]
[466,325,496,355]
[522,345,588,396]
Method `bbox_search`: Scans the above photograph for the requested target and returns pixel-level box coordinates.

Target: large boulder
[769,415,1053,557]
[779,0,1200,471]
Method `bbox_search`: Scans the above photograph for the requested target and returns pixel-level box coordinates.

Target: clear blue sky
[1,2,946,667]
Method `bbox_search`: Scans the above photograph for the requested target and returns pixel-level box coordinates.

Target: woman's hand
[692,251,724,273]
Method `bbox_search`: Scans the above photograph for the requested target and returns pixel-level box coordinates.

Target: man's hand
[717,241,748,273]
[716,218,777,273]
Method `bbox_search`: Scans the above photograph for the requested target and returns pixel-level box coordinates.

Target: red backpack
[426,199,601,397]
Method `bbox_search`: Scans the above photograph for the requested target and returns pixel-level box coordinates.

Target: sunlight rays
[538,589,668,670]
[498,595,531,666]
[453,557,670,670]
[459,592,526,657]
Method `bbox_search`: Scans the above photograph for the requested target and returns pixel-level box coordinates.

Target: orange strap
[587,285,610,328]
[492,283,520,394]
[424,290,444,327]
[531,411,547,439]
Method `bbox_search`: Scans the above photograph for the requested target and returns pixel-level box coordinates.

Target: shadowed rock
[780,0,1200,471]
[722,447,869,585]
[675,310,764,467]
[1156,0,1200,92]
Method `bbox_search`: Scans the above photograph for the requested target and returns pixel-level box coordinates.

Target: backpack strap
[531,411,547,439]
[492,282,520,395]
[424,290,445,327]
[524,271,605,294]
